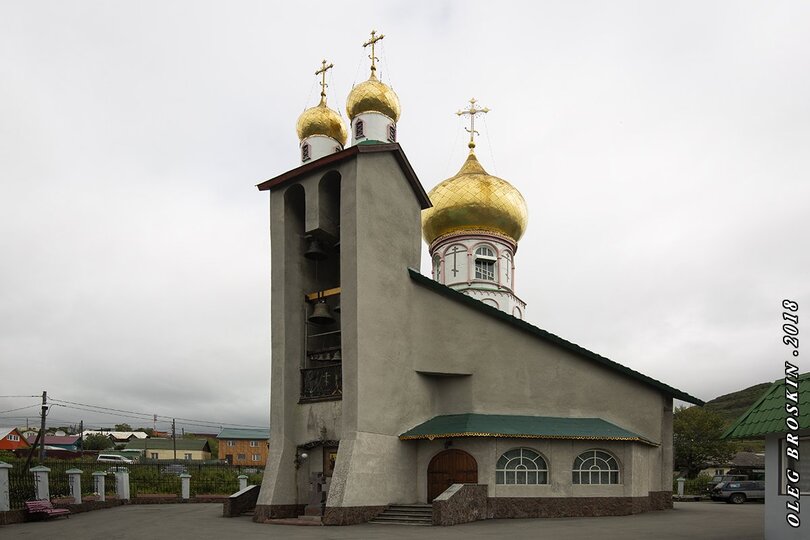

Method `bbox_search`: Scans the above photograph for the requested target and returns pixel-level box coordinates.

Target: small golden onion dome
[296,99,348,145]
[422,151,528,245]
[346,73,401,122]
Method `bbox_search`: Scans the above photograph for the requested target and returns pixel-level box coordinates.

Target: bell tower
[255,33,432,523]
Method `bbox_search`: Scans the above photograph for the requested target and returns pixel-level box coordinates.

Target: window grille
[474,246,496,280]
[496,448,548,484]
[572,450,620,484]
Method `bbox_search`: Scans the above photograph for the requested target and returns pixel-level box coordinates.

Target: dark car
[711,480,765,503]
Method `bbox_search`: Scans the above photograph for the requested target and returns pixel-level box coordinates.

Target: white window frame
[572,450,621,485]
[496,448,548,485]
[226,440,235,447]
[184,453,192,460]
[250,440,259,447]
[474,246,496,281]
[8,434,19,441]
[252,453,261,461]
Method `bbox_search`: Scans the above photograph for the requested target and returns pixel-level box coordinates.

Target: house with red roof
[0,427,31,451]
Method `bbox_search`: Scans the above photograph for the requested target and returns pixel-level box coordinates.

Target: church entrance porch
[427,449,478,502]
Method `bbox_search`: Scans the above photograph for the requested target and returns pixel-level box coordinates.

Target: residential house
[82,430,149,446]
[125,438,212,461]
[25,434,81,451]
[698,451,765,478]
[216,428,270,466]
[0,427,30,451]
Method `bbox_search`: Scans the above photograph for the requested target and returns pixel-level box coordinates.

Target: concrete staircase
[369,504,433,526]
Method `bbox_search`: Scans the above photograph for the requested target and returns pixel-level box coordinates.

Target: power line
[0,395,40,398]
[0,403,40,414]
[49,397,267,429]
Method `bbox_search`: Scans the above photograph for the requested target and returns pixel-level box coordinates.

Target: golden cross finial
[314,59,334,104]
[456,98,490,150]
[362,29,385,75]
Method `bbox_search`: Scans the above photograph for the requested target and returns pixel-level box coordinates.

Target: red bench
[24,499,71,519]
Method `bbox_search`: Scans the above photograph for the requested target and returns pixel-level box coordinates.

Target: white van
[97,454,134,464]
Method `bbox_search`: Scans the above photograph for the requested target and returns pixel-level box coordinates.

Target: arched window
[572,450,620,485]
[355,120,364,138]
[387,124,396,142]
[432,255,441,282]
[474,246,496,281]
[301,143,311,162]
[496,448,548,484]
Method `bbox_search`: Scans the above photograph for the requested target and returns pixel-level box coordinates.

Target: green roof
[408,268,703,405]
[722,371,810,439]
[400,414,657,446]
[124,438,211,452]
[216,428,270,440]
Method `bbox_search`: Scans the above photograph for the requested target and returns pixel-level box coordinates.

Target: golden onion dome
[296,98,348,145]
[422,151,528,245]
[346,73,401,122]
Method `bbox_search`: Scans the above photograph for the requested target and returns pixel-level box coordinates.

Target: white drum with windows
[474,246,496,281]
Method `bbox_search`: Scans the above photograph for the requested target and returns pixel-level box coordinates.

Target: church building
[255,31,702,526]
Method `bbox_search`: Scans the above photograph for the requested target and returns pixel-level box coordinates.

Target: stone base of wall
[322,505,386,525]
[488,492,673,519]
[433,484,488,526]
[0,509,27,525]
[253,504,306,522]
[223,485,260,517]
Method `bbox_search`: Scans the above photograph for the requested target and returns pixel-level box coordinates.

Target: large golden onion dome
[296,97,348,145]
[422,151,528,245]
[346,72,401,122]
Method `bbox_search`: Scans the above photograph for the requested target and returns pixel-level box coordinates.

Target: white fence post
[66,468,83,504]
[0,462,12,511]
[92,471,107,502]
[115,470,130,501]
[180,473,191,500]
[30,465,50,500]
[676,477,686,497]
[238,474,248,491]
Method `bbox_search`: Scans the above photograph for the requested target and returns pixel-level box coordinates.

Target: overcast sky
[1,1,808,434]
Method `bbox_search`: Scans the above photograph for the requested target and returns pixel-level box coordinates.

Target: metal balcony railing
[300,364,342,402]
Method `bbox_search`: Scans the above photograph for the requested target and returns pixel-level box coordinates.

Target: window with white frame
[252,453,261,461]
[250,441,259,447]
[8,434,19,441]
[496,448,548,484]
[572,450,620,484]
[151,452,159,459]
[184,453,192,460]
[226,440,235,447]
[474,246,496,280]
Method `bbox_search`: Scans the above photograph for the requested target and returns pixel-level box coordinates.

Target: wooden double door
[427,449,478,502]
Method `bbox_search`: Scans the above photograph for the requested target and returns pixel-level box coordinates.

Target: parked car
[711,480,765,503]
[97,453,134,464]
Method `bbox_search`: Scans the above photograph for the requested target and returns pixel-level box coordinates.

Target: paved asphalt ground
[1,501,763,540]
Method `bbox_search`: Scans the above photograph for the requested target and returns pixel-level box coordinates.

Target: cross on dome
[456,98,490,150]
[363,29,385,75]
[315,59,334,104]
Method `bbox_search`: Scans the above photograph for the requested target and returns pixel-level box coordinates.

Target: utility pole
[79,420,83,452]
[38,391,47,462]
[172,419,177,462]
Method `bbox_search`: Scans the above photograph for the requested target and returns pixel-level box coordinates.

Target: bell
[308,299,335,325]
[334,303,340,313]
[304,237,327,260]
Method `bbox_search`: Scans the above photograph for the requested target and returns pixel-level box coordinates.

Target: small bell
[304,237,327,260]
[308,298,335,325]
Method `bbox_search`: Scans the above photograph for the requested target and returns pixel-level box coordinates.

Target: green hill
[703,382,773,427]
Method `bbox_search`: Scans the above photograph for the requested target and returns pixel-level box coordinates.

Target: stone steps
[369,504,433,526]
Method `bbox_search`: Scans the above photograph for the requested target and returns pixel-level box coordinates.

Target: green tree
[673,405,735,478]
[114,423,133,431]
[136,427,155,437]
[83,433,114,450]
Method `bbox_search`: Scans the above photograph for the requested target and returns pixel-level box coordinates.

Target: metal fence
[5,460,262,508]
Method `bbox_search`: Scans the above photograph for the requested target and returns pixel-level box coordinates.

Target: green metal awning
[399,413,658,446]
[722,371,810,439]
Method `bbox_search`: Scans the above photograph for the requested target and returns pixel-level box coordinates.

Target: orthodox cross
[449,245,463,277]
[363,29,385,75]
[456,98,490,150]
[315,59,334,103]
